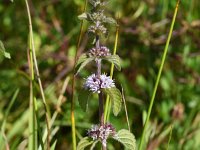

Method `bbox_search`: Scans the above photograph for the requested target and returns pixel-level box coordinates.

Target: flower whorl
[87,123,117,147]
[84,73,115,93]
[89,46,111,57]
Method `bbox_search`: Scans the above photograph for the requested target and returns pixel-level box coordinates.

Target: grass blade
[0,89,19,150]
[167,125,173,150]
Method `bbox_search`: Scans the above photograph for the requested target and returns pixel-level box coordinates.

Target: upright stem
[96,35,106,150]
[97,59,104,125]
[98,88,104,126]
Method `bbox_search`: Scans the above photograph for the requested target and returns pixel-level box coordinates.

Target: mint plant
[76,0,136,150]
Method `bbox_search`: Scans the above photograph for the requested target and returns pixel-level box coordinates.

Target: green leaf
[90,140,98,150]
[77,137,94,150]
[4,52,11,59]
[104,17,117,25]
[0,41,11,59]
[76,57,94,75]
[78,13,88,20]
[103,87,122,116]
[78,90,91,112]
[50,140,57,150]
[103,55,121,71]
[114,129,136,150]
[76,53,88,67]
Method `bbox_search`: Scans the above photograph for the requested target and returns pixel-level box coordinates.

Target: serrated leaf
[104,55,121,71]
[114,129,136,150]
[78,90,91,112]
[78,13,88,20]
[76,57,94,75]
[77,137,94,150]
[104,17,117,25]
[103,87,122,116]
[0,41,11,59]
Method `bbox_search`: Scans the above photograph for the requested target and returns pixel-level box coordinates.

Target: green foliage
[114,129,136,150]
[89,0,106,8]
[77,137,94,150]
[103,87,122,116]
[78,90,91,112]
[104,17,117,25]
[0,41,11,59]
[50,140,57,150]
[0,89,19,149]
[78,0,116,37]
[0,0,200,149]
[76,53,89,67]
[76,56,94,74]
[103,54,121,71]
[78,13,88,20]
[90,141,99,150]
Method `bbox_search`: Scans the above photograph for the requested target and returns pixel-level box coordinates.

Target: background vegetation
[0,0,200,149]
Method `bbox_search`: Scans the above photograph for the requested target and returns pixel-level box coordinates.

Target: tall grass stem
[104,20,119,122]
[138,0,180,149]
[25,0,51,149]
[71,0,88,149]
[27,41,36,150]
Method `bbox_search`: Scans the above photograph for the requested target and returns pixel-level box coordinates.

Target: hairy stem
[96,34,106,150]
[96,37,104,125]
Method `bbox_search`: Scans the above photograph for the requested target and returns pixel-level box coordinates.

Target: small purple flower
[84,74,115,93]
[84,74,101,93]
[100,74,115,89]
[87,123,116,147]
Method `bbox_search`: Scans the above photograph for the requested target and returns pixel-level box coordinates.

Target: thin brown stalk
[122,87,131,131]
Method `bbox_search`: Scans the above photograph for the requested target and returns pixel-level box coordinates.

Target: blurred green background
[0,0,200,149]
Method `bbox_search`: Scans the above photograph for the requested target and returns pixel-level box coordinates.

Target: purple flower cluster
[89,46,111,57]
[84,74,115,93]
[87,123,116,147]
